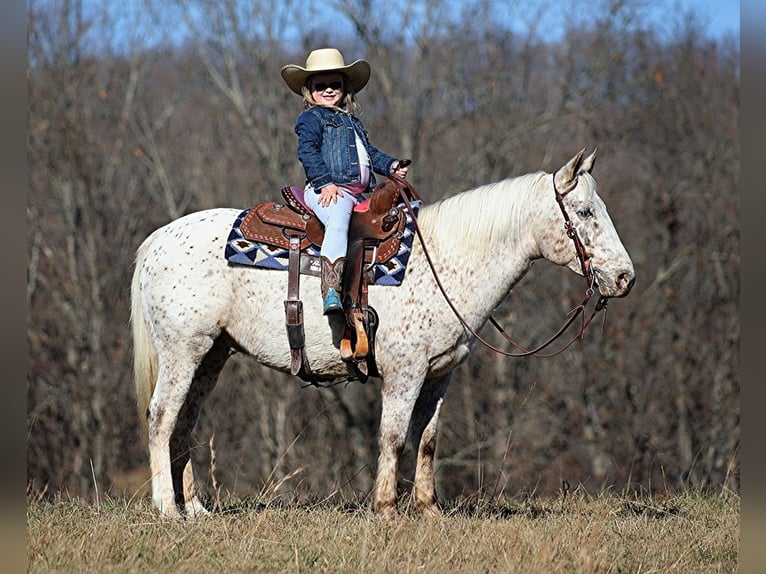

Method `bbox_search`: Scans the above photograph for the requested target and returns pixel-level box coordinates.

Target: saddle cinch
[239,175,421,381]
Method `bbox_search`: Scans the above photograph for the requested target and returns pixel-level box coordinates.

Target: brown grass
[27,490,738,573]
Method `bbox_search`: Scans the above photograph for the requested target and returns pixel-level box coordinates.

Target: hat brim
[281,59,371,95]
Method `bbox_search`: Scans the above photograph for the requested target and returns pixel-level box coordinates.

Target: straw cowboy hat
[280,48,371,95]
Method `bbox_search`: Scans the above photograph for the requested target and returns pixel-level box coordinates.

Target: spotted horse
[131,149,635,518]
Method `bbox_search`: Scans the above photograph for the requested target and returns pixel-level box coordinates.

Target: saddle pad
[224,201,421,286]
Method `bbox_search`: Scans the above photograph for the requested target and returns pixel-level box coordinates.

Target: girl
[281,48,409,314]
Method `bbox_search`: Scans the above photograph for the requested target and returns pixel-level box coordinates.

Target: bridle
[391,171,610,358]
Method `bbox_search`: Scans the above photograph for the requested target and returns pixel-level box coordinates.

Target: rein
[390,172,609,358]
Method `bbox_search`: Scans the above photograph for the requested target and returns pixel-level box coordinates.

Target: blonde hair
[300,76,361,115]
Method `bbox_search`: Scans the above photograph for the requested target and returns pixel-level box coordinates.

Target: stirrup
[340,309,369,361]
[323,288,342,315]
[350,309,369,359]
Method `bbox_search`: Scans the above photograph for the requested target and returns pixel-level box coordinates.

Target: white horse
[131,149,635,518]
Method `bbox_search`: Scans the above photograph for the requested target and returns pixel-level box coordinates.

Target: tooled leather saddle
[239,175,421,381]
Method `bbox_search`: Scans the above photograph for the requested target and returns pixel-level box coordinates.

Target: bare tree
[27,0,157,495]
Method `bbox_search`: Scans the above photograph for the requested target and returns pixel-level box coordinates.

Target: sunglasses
[312,81,343,92]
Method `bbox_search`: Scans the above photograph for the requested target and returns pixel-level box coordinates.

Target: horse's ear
[580,148,597,174]
[555,148,586,190]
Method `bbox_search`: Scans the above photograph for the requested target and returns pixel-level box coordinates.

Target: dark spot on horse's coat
[153,407,165,429]
[420,440,436,458]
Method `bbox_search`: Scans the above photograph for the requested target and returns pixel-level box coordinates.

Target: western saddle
[239,175,420,381]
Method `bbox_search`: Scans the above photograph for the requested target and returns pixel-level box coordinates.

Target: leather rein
[391,171,609,358]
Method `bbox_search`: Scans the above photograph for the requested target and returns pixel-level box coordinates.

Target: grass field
[27,490,738,573]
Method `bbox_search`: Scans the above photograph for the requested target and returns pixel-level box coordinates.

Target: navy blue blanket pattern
[225,201,421,286]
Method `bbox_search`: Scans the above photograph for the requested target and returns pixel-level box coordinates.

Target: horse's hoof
[184,499,211,518]
[157,507,185,520]
[154,497,185,519]
[376,504,398,520]
[418,503,443,519]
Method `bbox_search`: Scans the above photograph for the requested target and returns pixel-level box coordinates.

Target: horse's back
[140,207,240,266]
[143,208,241,253]
[136,208,245,336]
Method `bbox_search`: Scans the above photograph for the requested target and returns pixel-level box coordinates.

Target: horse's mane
[417,171,547,257]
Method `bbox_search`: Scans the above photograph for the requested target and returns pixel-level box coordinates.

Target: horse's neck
[421,174,543,262]
[414,175,545,319]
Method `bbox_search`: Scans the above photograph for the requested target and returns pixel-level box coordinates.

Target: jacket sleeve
[368,142,398,176]
[295,110,333,191]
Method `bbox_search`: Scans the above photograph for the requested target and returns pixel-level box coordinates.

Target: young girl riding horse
[281,48,410,314]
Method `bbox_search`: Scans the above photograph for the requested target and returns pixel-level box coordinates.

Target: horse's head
[540,149,635,298]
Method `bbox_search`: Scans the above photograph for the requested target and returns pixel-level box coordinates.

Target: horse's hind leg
[148,336,215,517]
[408,373,452,517]
[170,335,232,517]
[148,363,196,517]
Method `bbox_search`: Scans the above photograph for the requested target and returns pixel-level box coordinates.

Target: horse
[131,148,635,518]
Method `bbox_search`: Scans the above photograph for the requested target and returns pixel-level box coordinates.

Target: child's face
[309,73,345,107]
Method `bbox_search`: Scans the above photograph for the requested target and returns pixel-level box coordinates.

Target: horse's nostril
[618,272,636,292]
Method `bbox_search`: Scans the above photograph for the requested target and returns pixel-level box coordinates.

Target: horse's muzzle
[596,267,635,298]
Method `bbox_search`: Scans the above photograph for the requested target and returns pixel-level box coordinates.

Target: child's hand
[392,159,410,179]
[318,184,342,207]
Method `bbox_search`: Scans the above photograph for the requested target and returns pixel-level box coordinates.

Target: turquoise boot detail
[320,257,345,316]
[322,287,342,315]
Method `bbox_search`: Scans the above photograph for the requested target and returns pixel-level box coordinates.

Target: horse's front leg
[374,370,426,519]
[409,373,452,517]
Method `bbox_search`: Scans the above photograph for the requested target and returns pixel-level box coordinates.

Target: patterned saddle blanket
[224,200,421,286]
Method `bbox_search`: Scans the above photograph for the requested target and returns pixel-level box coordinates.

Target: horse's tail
[130,232,159,444]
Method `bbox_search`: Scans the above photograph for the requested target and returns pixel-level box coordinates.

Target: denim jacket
[295,106,397,193]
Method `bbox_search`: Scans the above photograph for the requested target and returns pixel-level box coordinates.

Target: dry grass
[27,490,738,573]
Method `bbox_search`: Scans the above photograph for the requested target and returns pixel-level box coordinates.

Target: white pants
[303,186,361,262]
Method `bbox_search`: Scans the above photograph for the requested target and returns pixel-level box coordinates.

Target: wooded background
[27,0,739,503]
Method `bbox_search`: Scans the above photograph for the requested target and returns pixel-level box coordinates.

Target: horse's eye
[576,207,594,219]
